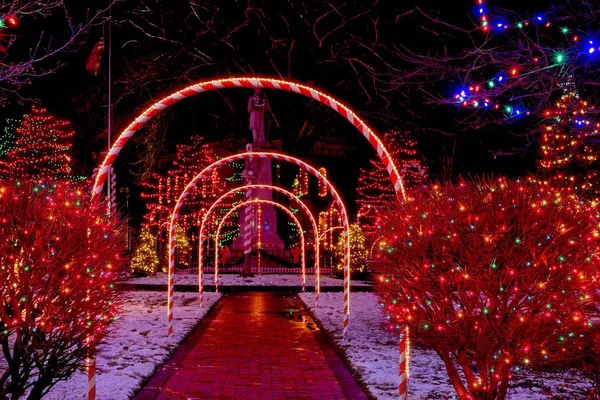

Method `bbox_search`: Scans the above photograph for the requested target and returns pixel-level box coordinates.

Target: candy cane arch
[166,152,350,337]
[91,77,406,201]
[198,184,321,306]
[214,199,306,291]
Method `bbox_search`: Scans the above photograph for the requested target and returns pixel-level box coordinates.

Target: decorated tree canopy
[374,178,600,400]
[356,130,427,240]
[0,106,75,181]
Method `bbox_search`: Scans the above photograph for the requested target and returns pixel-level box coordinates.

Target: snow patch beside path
[127,272,371,287]
[299,292,591,400]
[45,291,221,400]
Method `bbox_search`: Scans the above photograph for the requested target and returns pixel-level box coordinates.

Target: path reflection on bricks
[140,292,356,400]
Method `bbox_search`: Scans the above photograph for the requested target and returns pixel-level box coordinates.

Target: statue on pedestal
[248,88,267,143]
[234,88,285,266]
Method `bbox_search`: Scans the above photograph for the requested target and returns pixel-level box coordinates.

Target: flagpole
[107,7,112,213]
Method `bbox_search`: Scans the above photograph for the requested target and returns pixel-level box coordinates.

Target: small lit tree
[174,225,191,270]
[0,180,127,399]
[131,226,160,276]
[334,223,368,276]
[375,178,600,400]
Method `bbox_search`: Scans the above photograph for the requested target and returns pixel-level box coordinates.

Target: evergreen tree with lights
[333,223,368,276]
[356,130,427,241]
[131,226,160,275]
[0,106,74,181]
[536,85,600,200]
[175,225,191,270]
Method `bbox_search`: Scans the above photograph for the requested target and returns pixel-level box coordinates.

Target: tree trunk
[438,352,470,398]
[27,376,51,400]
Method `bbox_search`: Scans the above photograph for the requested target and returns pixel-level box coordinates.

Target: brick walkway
[137,292,366,400]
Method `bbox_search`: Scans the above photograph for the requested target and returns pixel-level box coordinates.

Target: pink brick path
[137,292,365,400]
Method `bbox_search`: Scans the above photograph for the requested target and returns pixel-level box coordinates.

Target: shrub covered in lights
[374,178,600,400]
[0,181,128,399]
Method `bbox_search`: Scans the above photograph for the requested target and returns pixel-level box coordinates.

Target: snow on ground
[299,292,592,400]
[44,291,221,400]
[127,272,371,287]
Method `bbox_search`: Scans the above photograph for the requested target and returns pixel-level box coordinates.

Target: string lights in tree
[141,135,239,257]
[0,180,127,398]
[442,0,600,126]
[0,117,18,157]
[319,205,341,251]
[356,130,427,241]
[374,178,600,400]
[0,106,75,181]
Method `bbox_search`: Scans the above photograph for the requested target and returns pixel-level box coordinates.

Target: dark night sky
[3,0,555,224]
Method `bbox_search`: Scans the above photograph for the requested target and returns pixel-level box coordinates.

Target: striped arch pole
[198,184,321,306]
[399,326,410,400]
[165,152,349,338]
[257,204,261,275]
[92,77,406,202]
[214,199,306,293]
[87,348,95,400]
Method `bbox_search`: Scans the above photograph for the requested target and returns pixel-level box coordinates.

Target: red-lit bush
[375,178,600,400]
[0,181,128,399]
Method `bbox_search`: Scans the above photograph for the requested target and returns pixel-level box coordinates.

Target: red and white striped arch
[197,184,321,306]
[213,199,306,293]
[166,152,351,338]
[91,77,406,201]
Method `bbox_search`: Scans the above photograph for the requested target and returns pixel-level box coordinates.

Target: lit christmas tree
[0,106,75,181]
[130,226,160,275]
[175,225,191,270]
[333,223,368,276]
[537,87,600,200]
[356,130,427,240]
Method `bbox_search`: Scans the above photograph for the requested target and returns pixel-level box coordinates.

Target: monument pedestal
[233,141,285,253]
